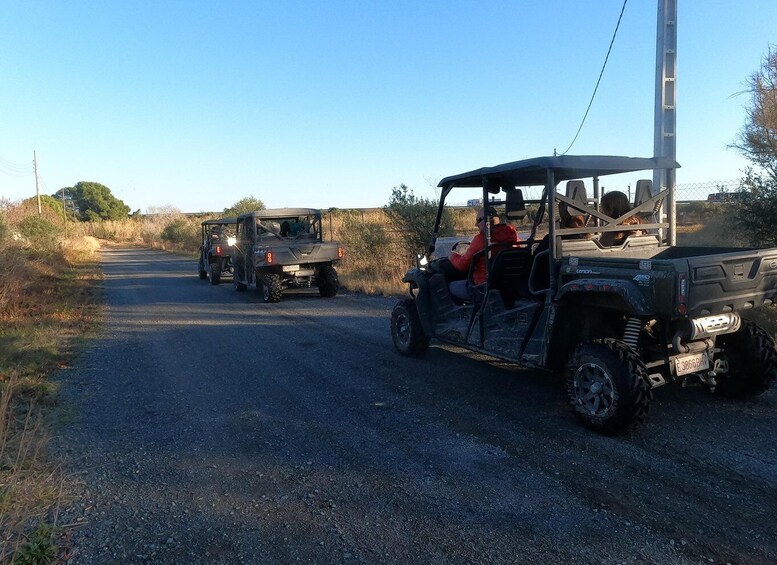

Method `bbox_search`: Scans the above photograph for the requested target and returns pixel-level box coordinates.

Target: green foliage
[223,196,265,217]
[337,213,392,274]
[13,523,56,565]
[733,46,777,246]
[160,218,199,250]
[38,195,65,218]
[383,184,454,256]
[18,216,59,248]
[733,169,777,247]
[734,46,777,179]
[58,181,130,221]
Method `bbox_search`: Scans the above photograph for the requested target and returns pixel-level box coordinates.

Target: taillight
[677,272,688,315]
[215,245,222,255]
[265,251,273,264]
[337,247,344,259]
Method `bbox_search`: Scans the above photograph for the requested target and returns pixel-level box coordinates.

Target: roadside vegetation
[0,198,101,564]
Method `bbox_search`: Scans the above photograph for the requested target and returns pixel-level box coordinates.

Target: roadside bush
[733,171,777,246]
[384,184,454,256]
[18,216,59,250]
[0,212,7,243]
[337,213,394,275]
[160,218,199,251]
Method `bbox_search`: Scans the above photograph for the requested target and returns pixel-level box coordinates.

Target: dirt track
[54,247,777,564]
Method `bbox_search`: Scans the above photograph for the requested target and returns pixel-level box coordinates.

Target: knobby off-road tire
[317,265,339,298]
[198,254,208,280]
[391,299,430,357]
[208,262,221,285]
[260,273,283,303]
[565,338,653,435]
[714,320,777,398]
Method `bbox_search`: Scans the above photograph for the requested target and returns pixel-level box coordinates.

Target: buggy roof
[238,207,321,220]
[201,217,237,226]
[438,155,680,189]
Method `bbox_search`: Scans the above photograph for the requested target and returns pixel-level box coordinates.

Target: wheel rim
[573,363,616,417]
[395,312,411,346]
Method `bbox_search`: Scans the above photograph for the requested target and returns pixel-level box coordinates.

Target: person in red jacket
[448,206,519,301]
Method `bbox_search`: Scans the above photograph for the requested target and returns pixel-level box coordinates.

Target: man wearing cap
[448,206,519,302]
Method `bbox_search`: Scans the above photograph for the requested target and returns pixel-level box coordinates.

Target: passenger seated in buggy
[447,206,519,302]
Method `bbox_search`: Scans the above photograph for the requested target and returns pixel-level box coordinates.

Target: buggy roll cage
[429,155,680,299]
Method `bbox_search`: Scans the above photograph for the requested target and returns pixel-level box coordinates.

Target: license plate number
[282,265,300,272]
[674,352,710,376]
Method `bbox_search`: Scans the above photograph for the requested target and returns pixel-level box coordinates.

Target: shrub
[337,213,393,275]
[384,184,454,256]
[18,216,59,249]
[160,218,199,251]
[733,170,777,247]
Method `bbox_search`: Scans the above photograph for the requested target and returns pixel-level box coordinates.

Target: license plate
[282,265,300,272]
[674,352,710,376]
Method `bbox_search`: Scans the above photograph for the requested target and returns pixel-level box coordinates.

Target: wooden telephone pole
[34,150,42,216]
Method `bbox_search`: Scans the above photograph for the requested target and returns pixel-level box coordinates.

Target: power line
[560,0,629,156]
[0,154,34,172]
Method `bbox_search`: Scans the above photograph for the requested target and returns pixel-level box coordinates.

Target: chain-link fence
[675,180,742,202]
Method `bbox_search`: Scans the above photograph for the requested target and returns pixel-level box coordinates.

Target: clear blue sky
[1,1,775,212]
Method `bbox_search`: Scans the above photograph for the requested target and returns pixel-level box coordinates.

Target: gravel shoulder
[53,247,777,564]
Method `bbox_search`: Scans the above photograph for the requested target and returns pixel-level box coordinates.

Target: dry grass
[0,211,101,563]
[676,218,747,248]
[0,376,64,564]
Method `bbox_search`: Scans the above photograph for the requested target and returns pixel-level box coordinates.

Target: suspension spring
[623,317,642,350]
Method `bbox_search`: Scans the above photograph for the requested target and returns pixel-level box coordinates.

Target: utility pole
[34,150,42,216]
[61,186,68,224]
[653,0,677,244]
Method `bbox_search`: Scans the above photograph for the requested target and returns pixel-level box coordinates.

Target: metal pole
[653,0,677,245]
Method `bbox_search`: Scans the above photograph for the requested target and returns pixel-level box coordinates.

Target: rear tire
[714,320,777,398]
[391,299,430,357]
[317,265,339,297]
[208,262,221,285]
[565,339,652,434]
[260,273,283,303]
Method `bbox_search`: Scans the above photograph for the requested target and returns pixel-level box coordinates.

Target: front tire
[565,339,652,434]
[198,253,207,280]
[260,273,283,303]
[317,265,339,298]
[391,299,430,357]
[714,320,777,398]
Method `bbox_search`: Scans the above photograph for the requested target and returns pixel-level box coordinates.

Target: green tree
[223,197,265,217]
[384,183,453,256]
[57,181,130,221]
[20,195,66,222]
[734,46,777,177]
[733,46,777,246]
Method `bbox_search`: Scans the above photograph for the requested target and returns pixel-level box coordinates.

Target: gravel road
[53,246,777,564]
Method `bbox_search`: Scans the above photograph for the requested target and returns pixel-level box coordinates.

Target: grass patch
[0,237,101,563]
